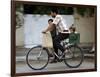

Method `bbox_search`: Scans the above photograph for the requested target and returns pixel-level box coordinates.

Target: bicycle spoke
[26,46,49,70]
[64,45,84,68]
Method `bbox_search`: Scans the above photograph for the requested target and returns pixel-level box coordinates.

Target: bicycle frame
[53,51,65,60]
[46,39,75,60]
[26,33,83,70]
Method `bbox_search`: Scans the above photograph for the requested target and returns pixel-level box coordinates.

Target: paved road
[16,58,95,73]
[16,47,95,73]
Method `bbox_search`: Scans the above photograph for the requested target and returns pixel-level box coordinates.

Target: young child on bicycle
[69,25,79,44]
[48,19,58,62]
[48,19,56,39]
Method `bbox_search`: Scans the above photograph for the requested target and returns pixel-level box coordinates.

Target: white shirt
[53,15,67,33]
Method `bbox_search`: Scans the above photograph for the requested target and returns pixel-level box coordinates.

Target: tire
[26,45,49,70]
[64,45,84,68]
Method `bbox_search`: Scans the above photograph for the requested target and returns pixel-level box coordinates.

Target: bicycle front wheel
[64,45,84,68]
[26,45,49,70]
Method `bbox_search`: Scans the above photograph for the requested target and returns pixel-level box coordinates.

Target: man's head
[50,8,58,18]
[48,19,53,24]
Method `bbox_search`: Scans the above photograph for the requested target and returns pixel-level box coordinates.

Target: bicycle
[26,32,84,70]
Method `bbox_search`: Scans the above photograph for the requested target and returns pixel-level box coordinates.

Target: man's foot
[49,59,57,63]
[57,59,63,62]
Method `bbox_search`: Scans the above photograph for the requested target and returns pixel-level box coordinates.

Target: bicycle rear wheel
[26,45,49,70]
[64,45,84,68]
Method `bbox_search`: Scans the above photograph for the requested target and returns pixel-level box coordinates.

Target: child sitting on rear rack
[69,25,80,45]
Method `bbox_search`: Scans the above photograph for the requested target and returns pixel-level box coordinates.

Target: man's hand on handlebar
[63,30,69,32]
[42,30,47,34]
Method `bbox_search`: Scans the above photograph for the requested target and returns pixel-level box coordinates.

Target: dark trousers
[53,33,69,59]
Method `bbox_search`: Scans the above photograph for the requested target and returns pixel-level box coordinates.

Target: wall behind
[75,15,95,43]
[16,14,95,46]
[16,15,74,47]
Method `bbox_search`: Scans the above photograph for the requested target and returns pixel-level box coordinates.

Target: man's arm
[42,23,55,33]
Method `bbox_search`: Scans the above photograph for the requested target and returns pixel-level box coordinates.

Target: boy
[48,19,58,63]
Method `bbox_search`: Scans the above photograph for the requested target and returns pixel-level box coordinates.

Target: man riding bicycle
[42,8,71,63]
